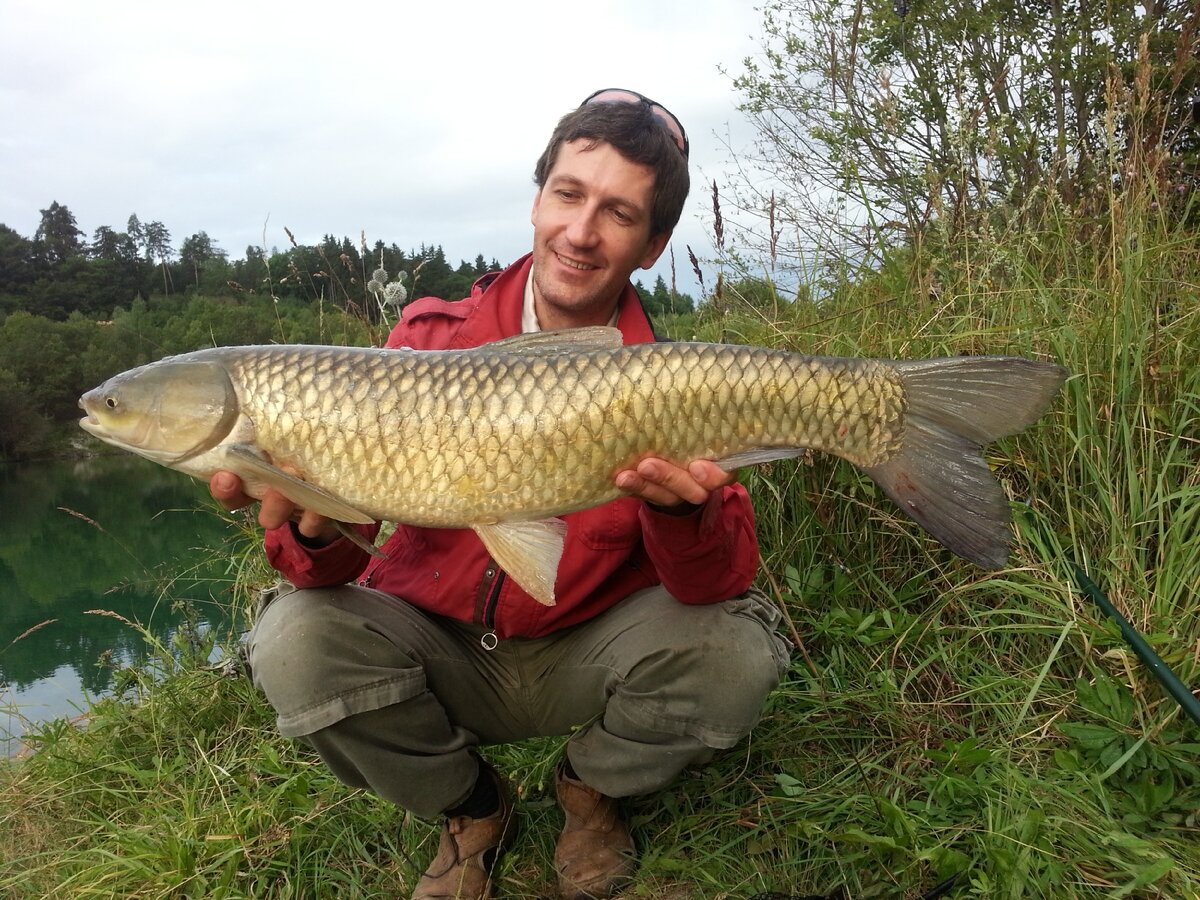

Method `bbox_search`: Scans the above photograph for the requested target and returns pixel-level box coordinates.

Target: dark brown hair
[533,101,690,237]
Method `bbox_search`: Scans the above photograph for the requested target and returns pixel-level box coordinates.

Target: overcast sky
[1,0,768,299]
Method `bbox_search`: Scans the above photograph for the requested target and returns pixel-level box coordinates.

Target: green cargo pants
[246,583,791,819]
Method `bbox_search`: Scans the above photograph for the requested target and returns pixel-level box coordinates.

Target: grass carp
[78,327,1067,604]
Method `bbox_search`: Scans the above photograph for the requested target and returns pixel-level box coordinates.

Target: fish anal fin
[473,519,567,607]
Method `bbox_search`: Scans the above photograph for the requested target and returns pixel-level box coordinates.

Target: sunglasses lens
[582,89,689,156]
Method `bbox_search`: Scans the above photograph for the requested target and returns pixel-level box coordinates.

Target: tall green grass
[2,194,1197,897]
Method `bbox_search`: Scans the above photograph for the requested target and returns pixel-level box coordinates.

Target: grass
[1,191,1198,897]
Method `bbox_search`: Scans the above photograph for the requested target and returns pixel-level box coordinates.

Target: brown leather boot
[412,765,517,900]
[553,763,636,900]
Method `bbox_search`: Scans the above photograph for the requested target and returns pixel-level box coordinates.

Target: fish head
[79,358,240,464]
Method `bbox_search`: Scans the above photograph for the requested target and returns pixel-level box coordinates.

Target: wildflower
[384,281,408,307]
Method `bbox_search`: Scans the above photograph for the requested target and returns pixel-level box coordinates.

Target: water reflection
[0,456,241,752]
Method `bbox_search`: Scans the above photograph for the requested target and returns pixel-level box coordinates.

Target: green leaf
[1060,722,1121,751]
[1111,856,1175,897]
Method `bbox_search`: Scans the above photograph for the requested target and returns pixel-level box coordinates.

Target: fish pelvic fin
[332,521,387,559]
[864,357,1068,568]
[473,518,568,607]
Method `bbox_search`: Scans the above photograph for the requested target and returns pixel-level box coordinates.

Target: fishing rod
[1070,559,1200,728]
[1023,509,1200,727]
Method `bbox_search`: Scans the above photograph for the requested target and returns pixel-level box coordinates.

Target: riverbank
[0,455,240,756]
[2,214,1198,897]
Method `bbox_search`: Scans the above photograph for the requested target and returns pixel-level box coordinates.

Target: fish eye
[105,397,118,409]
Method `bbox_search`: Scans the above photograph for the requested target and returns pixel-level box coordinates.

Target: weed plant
[1,190,1197,897]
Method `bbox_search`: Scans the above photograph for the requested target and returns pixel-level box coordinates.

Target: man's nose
[564,206,601,248]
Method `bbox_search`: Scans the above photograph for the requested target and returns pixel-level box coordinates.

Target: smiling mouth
[555,251,598,271]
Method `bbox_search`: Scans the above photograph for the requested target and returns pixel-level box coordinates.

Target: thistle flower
[383,281,408,307]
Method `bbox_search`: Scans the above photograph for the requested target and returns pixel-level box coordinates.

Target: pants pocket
[722,588,793,677]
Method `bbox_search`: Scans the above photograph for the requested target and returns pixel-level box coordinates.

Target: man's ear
[530,189,543,226]
[639,230,672,270]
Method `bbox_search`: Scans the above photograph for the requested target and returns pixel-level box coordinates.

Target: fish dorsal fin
[472,518,568,607]
[487,327,624,355]
[223,444,375,525]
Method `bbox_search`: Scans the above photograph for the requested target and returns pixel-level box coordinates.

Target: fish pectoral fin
[714,447,812,472]
[486,327,624,355]
[332,520,387,558]
[223,444,375,525]
[473,519,567,607]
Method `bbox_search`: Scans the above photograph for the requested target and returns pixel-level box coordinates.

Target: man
[212,88,790,900]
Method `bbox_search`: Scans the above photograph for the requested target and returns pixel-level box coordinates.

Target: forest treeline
[0,206,696,462]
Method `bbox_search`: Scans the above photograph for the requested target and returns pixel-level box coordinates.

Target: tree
[32,201,85,268]
[726,0,1200,278]
[640,274,694,317]
[143,220,173,294]
[230,245,269,294]
[0,224,34,293]
[179,231,227,289]
[0,367,49,460]
[89,225,138,263]
[126,214,145,256]
[0,311,80,418]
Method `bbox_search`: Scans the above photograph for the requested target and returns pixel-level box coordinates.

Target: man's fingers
[688,459,737,491]
[210,471,252,511]
[616,458,707,506]
[296,508,340,543]
[210,470,336,541]
[258,490,299,531]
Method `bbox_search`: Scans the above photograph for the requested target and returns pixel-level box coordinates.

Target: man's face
[530,139,670,329]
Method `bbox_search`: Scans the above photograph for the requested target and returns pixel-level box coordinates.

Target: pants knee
[245,585,423,730]
[620,593,789,746]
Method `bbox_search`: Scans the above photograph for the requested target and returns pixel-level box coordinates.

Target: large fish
[78,327,1066,604]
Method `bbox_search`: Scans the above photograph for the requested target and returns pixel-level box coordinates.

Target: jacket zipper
[480,567,506,651]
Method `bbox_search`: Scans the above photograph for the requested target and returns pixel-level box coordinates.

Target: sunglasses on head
[580,88,690,158]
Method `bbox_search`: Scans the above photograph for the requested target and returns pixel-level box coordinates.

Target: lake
[0,455,243,755]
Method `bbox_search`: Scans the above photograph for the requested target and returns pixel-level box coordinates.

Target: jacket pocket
[361,525,427,585]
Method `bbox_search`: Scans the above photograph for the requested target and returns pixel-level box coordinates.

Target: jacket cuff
[264,522,367,587]
[645,499,705,517]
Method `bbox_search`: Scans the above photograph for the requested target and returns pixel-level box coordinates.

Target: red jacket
[264,254,760,638]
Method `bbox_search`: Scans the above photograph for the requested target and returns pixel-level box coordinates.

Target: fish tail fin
[863,357,1067,567]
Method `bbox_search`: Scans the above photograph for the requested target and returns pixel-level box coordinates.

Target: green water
[0,455,240,754]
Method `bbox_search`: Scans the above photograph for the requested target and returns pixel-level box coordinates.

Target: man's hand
[209,470,339,543]
[614,458,736,510]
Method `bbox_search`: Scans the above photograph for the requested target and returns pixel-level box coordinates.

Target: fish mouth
[78,398,100,429]
[78,396,110,439]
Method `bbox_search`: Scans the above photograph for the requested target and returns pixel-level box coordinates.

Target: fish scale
[214,341,908,527]
[78,326,1067,604]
